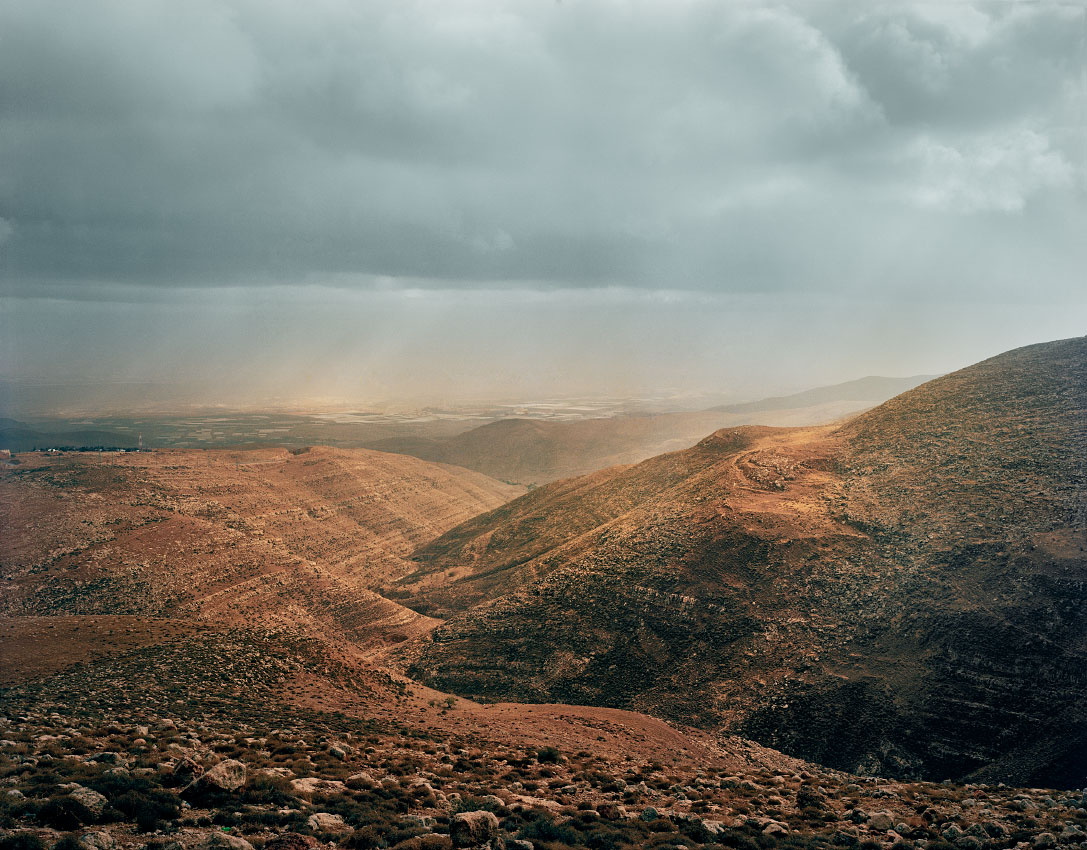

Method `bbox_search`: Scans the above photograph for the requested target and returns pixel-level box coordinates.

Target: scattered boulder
[597,801,628,820]
[196,759,247,792]
[201,833,256,850]
[289,777,346,796]
[450,810,499,848]
[640,806,659,822]
[306,812,351,834]
[867,812,895,831]
[69,787,107,816]
[1032,834,1057,849]
[79,832,116,850]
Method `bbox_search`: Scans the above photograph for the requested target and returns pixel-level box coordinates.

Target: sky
[1,0,1085,412]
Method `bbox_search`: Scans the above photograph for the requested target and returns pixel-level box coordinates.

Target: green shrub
[536,747,561,764]
[0,833,46,850]
[518,813,580,845]
[38,797,94,830]
[111,788,180,832]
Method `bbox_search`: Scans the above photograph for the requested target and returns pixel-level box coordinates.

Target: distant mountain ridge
[371,375,937,485]
[710,374,935,414]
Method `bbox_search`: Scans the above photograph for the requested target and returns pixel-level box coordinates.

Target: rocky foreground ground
[1,707,1085,850]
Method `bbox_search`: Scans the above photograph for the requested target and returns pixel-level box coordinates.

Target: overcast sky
[1,0,1085,412]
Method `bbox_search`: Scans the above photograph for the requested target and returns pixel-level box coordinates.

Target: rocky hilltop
[397,337,1087,788]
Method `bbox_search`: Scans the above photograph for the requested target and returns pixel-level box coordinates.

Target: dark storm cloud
[2,0,1082,296]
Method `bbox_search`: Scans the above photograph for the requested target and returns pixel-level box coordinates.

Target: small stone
[868,812,895,831]
[1031,834,1056,849]
[640,806,659,822]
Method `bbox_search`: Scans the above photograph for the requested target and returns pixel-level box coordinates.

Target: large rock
[69,787,107,816]
[196,759,247,792]
[867,812,895,831]
[450,810,500,848]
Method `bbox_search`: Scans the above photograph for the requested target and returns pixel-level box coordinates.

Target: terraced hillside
[0,446,523,648]
[397,337,1087,787]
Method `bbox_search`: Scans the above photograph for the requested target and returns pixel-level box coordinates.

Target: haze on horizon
[1,0,1085,415]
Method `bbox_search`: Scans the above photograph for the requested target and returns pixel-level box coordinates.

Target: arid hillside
[7,614,1086,850]
[0,446,523,648]
[1,343,1085,850]
[396,337,1087,788]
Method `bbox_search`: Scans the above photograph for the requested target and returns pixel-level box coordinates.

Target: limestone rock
[201,833,256,850]
[69,787,108,816]
[196,759,247,792]
[306,812,351,834]
[450,810,499,848]
[289,777,346,796]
